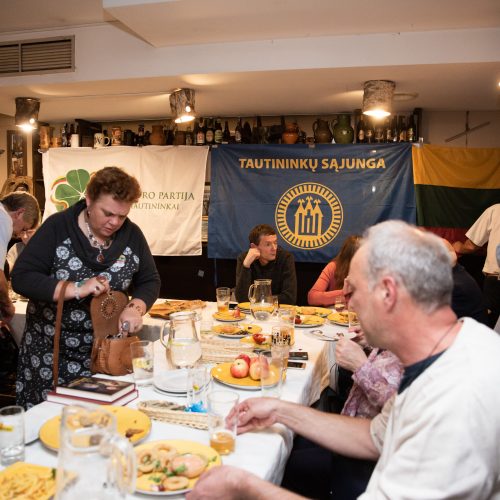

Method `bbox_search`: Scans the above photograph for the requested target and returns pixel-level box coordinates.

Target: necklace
[427,320,459,359]
[84,211,112,263]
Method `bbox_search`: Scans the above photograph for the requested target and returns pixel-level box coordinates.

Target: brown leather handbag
[89,290,140,376]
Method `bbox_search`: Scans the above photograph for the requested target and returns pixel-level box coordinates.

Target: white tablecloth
[13,302,348,496]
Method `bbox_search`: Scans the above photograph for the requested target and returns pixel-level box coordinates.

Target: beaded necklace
[84,210,112,263]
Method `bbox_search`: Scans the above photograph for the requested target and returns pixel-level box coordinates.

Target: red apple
[236,353,251,368]
[248,357,261,380]
[230,359,249,378]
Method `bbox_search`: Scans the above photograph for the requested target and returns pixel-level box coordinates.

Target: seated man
[188,221,500,500]
[234,224,297,304]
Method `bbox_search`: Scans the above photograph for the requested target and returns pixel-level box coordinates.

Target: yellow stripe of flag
[412,144,500,189]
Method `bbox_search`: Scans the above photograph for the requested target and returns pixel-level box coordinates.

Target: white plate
[307,330,357,341]
[217,332,249,339]
[294,322,324,329]
[154,369,189,394]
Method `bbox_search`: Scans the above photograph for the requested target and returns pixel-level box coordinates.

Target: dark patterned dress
[12,200,160,409]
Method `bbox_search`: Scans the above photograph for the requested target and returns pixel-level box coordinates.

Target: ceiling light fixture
[169,88,196,123]
[15,97,40,131]
[362,80,395,119]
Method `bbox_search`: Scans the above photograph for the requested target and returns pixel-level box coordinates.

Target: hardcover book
[55,376,135,402]
[47,389,139,407]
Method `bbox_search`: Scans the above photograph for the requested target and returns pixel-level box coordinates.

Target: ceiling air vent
[0,36,74,76]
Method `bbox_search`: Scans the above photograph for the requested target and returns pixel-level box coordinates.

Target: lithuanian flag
[413,144,500,242]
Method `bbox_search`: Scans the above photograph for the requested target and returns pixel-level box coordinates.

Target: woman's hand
[118,299,145,335]
[336,338,368,372]
[78,275,110,298]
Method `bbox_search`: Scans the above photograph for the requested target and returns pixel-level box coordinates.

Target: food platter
[240,335,272,348]
[0,462,56,499]
[212,323,262,339]
[211,363,262,390]
[212,311,246,322]
[149,300,206,319]
[236,302,251,312]
[307,329,357,342]
[39,406,151,451]
[294,315,326,328]
[327,311,358,326]
[134,439,221,495]
[296,306,332,317]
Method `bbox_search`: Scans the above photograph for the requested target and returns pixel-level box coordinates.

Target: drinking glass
[259,350,285,398]
[348,308,360,329]
[130,340,154,386]
[207,391,239,455]
[187,365,211,413]
[276,307,295,346]
[0,406,24,466]
[334,296,346,312]
[216,287,231,313]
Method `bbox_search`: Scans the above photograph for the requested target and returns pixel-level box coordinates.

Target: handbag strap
[53,281,70,388]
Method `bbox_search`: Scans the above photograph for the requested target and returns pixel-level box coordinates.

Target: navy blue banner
[208,143,415,263]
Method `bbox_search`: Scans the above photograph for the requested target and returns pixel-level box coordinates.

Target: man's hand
[232,396,283,434]
[336,338,368,372]
[242,247,261,268]
[186,465,246,499]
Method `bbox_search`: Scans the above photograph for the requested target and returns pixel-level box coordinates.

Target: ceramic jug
[160,311,202,369]
[55,405,136,499]
[312,119,332,144]
[39,125,51,150]
[150,125,166,145]
[248,279,274,321]
[282,123,299,144]
[332,114,354,144]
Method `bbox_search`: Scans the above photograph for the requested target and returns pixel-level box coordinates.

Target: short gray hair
[1,191,40,229]
[361,221,453,313]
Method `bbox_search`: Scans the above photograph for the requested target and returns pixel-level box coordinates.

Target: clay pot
[39,125,51,149]
[282,123,299,144]
[312,119,333,144]
[332,114,354,144]
[150,125,166,145]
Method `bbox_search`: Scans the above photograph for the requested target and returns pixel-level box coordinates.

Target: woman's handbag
[89,290,139,376]
[53,283,139,386]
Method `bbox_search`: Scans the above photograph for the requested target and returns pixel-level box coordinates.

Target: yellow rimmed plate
[237,302,251,311]
[240,334,272,348]
[0,462,56,500]
[212,311,246,322]
[211,362,261,390]
[135,440,220,495]
[295,315,326,328]
[297,306,332,317]
[39,405,151,451]
[327,311,355,326]
[135,439,221,496]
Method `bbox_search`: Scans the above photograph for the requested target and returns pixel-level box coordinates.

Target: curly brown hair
[86,167,141,203]
[333,235,361,290]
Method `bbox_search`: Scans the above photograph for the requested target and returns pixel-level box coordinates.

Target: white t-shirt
[466,203,500,274]
[0,203,13,265]
[361,318,500,499]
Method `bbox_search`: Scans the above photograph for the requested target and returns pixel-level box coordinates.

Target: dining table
[5,300,350,498]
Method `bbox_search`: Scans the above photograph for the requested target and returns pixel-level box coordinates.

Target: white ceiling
[0,0,499,123]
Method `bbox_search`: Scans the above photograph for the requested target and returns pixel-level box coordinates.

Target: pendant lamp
[15,97,40,131]
[362,81,395,119]
[169,88,196,123]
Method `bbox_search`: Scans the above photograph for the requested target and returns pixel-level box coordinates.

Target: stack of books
[47,376,138,406]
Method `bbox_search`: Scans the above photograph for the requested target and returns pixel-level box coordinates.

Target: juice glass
[207,391,239,455]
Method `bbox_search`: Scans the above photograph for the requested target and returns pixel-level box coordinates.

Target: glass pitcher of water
[248,279,274,321]
[55,405,136,499]
[160,311,202,368]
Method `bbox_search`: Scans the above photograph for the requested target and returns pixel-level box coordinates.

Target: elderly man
[0,191,40,321]
[234,224,297,304]
[188,221,500,500]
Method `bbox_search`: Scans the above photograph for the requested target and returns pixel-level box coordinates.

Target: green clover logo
[50,169,91,211]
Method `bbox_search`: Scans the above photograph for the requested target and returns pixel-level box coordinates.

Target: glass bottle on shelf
[374,119,384,143]
[214,118,223,144]
[398,116,407,142]
[205,118,214,145]
[136,123,144,146]
[61,123,68,147]
[242,120,252,144]
[365,117,374,144]
[356,115,366,143]
[196,119,206,146]
[390,116,398,142]
[222,120,231,143]
[384,117,392,143]
[407,114,416,142]
[234,118,243,144]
